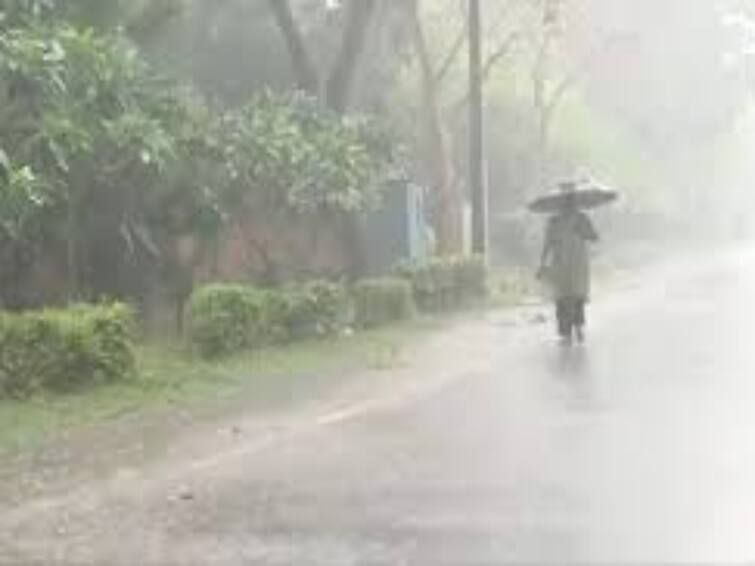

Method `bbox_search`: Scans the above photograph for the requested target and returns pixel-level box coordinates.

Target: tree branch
[483,32,520,79]
[434,20,468,85]
[435,0,518,86]
[543,33,633,117]
[448,32,519,117]
[266,0,319,94]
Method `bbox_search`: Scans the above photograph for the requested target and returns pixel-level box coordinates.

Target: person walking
[536,182,600,345]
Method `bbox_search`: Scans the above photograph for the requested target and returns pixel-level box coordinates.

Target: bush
[188,280,349,358]
[283,280,349,340]
[353,278,415,328]
[187,284,266,359]
[395,255,488,312]
[0,303,136,398]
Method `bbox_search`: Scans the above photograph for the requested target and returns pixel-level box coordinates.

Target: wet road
[4,252,755,564]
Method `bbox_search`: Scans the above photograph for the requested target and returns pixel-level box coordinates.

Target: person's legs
[573,298,586,342]
[556,299,572,343]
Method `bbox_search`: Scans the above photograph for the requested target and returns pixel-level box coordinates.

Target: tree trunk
[324,1,379,270]
[534,100,550,193]
[325,0,377,112]
[468,0,487,256]
[171,235,197,337]
[408,6,463,255]
[65,192,79,303]
[266,0,394,272]
[531,25,553,196]
[266,0,320,94]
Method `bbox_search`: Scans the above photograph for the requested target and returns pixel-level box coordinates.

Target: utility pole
[469,0,488,256]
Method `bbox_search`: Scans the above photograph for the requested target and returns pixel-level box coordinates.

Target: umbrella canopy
[528,184,618,214]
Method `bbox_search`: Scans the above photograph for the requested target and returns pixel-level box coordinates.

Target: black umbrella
[528,183,618,214]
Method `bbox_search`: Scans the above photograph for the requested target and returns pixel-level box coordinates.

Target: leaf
[47,139,69,173]
[50,71,67,95]
[120,221,136,257]
[0,147,10,181]
[43,39,65,63]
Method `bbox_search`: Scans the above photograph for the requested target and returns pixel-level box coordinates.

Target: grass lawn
[0,318,444,459]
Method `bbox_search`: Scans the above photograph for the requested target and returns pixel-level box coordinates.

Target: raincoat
[542,210,598,300]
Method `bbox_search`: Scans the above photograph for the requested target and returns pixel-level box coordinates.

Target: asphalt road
[3,251,755,564]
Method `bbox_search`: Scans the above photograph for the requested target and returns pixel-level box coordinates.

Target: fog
[5,2,755,563]
[144,0,755,243]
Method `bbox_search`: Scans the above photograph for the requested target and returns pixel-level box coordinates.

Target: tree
[519,0,636,191]
[266,0,377,113]
[0,157,56,308]
[0,15,214,304]
[264,0,387,276]
[397,0,524,254]
[0,0,185,40]
[209,91,401,281]
[404,0,462,254]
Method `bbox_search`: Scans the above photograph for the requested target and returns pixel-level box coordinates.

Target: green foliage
[0,17,208,298]
[254,281,350,344]
[0,10,403,304]
[283,280,350,340]
[0,0,184,40]
[215,92,401,217]
[353,278,415,328]
[0,303,136,398]
[187,280,350,359]
[395,255,488,312]
[0,158,54,243]
[187,284,265,359]
[0,0,55,28]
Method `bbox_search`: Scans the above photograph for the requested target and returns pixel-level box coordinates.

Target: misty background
[137,0,755,261]
[4,0,755,309]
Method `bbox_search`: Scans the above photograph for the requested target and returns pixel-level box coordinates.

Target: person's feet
[575,325,585,344]
[559,333,573,347]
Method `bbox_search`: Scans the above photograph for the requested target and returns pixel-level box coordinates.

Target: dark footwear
[575,326,585,344]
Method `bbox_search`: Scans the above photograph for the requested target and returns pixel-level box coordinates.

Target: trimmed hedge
[187,284,264,359]
[284,280,349,340]
[0,303,136,398]
[187,281,350,358]
[188,260,487,360]
[395,255,488,312]
[353,278,415,328]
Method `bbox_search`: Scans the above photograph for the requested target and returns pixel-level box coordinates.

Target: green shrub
[257,289,295,345]
[353,278,415,328]
[188,280,349,358]
[0,303,136,398]
[283,280,349,340]
[187,284,266,358]
[395,255,488,312]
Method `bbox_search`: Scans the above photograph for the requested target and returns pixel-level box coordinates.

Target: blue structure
[362,179,432,275]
